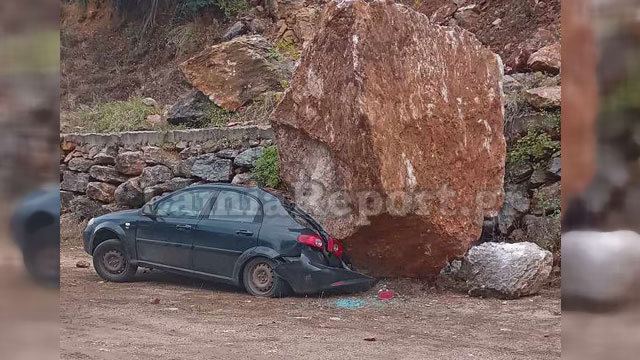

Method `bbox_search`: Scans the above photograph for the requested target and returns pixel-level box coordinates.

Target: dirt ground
[61,244,561,360]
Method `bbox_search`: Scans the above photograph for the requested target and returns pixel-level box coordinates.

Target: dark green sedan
[83,184,374,297]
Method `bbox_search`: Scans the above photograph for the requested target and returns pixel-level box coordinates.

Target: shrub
[252,146,281,188]
[274,38,300,60]
[206,104,234,126]
[507,130,560,166]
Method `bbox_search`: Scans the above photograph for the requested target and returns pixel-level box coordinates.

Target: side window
[209,191,261,223]
[155,189,212,218]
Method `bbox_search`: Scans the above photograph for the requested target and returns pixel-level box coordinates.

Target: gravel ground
[61,245,561,360]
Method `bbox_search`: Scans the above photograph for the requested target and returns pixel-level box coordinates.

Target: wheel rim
[102,249,126,274]
[250,262,274,294]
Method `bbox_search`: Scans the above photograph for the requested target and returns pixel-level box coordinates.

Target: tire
[242,257,290,298]
[93,239,137,282]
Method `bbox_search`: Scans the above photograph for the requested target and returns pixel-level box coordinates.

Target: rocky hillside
[61,0,561,273]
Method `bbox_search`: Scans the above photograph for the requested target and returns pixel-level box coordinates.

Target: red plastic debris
[377,289,395,301]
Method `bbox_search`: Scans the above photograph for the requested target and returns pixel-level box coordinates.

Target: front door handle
[236,230,253,236]
[176,224,193,230]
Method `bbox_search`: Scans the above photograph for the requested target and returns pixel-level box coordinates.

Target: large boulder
[563,231,640,308]
[271,0,506,277]
[460,242,553,299]
[180,35,291,111]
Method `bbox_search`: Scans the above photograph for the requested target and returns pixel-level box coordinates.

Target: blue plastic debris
[335,298,366,309]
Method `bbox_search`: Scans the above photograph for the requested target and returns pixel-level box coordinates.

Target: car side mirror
[141,203,156,217]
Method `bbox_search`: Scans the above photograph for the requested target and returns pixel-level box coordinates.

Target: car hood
[95,209,140,221]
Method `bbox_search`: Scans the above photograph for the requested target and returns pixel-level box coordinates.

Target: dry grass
[60,214,87,247]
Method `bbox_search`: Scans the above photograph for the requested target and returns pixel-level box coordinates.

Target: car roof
[186,183,280,201]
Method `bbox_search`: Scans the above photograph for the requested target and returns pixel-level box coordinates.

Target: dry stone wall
[60,126,274,220]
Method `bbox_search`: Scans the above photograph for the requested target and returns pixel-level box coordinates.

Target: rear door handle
[176,224,193,230]
[236,230,253,236]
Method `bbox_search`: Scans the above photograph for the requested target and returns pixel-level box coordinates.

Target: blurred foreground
[563,0,640,358]
[0,0,59,359]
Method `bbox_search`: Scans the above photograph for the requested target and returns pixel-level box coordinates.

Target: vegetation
[206,104,234,126]
[274,38,301,61]
[252,146,281,188]
[507,129,560,166]
[75,0,248,27]
[64,98,169,133]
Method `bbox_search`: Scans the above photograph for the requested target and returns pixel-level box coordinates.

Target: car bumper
[274,252,375,295]
[82,225,93,255]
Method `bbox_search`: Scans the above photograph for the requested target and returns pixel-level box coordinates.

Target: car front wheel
[242,257,290,297]
[93,239,137,282]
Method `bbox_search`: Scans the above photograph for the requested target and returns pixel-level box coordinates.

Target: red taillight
[297,234,324,249]
[327,237,344,258]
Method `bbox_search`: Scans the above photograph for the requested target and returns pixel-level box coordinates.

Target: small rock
[167,91,214,127]
[76,260,90,268]
[523,215,561,252]
[190,154,233,182]
[548,154,561,178]
[150,298,160,305]
[364,337,376,342]
[89,165,128,184]
[492,18,502,26]
[234,147,265,168]
[524,86,561,110]
[529,167,551,188]
[86,182,117,203]
[61,171,91,193]
[223,21,248,41]
[216,148,240,159]
[142,146,181,174]
[114,178,144,208]
[69,196,108,220]
[146,114,164,126]
[139,165,173,189]
[231,172,255,186]
[527,42,561,75]
[68,157,95,172]
[142,97,159,107]
[115,151,145,176]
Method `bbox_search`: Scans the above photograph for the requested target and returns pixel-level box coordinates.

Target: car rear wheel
[93,239,137,282]
[242,258,290,297]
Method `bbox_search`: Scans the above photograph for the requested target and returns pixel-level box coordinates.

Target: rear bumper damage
[274,252,376,295]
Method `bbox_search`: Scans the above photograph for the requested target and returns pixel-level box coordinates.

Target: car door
[136,188,214,270]
[192,190,262,279]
